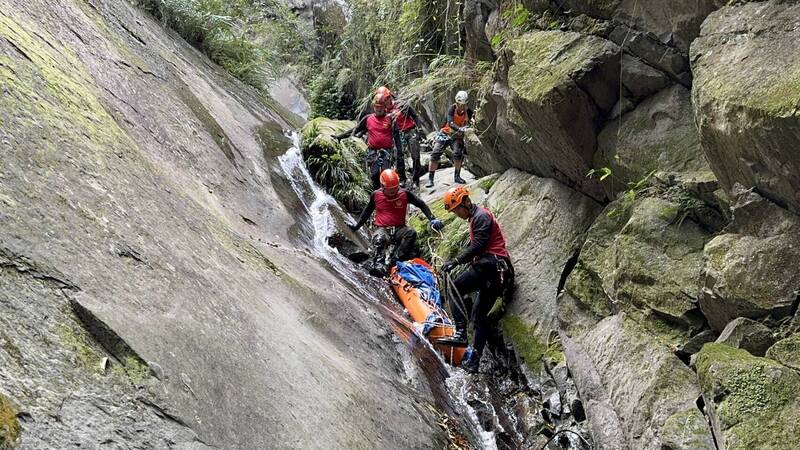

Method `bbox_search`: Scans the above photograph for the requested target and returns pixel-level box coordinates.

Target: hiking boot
[436,328,467,346]
[425,172,435,188]
[454,175,467,184]
[461,356,480,374]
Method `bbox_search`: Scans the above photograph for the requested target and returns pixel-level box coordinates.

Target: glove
[488,298,505,319]
[430,219,444,231]
[441,260,458,273]
[348,223,359,232]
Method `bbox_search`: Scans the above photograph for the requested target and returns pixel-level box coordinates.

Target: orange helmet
[380,169,400,189]
[372,93,386,107]
[443,186,470,211]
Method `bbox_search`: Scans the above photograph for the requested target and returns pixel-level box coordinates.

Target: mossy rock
[409,198,468,264]
[507,30,616,104]
[766,334,800,371]
[0,394,19,449]
[563,193,709,337]
[501,314,563,374]
[300,117,371,212]
[695,343,800,449]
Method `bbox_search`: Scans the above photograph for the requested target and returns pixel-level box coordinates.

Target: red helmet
[376,86,394,109]
[443,186,470,211]
[376,86,392,98]
[380,169,400,189]
[372,93,387,107]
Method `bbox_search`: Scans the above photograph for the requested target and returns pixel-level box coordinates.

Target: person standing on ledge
[425,91,474,187]
[335,93,399,190]
[439,186,515,373]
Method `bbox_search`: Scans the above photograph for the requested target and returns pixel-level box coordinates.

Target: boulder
[676,329,718,358]
[562,315,714,449]
[700,190,800,331]
[471,30,620,202]
[715,317,776,357]
[691,1,800,214]
[766,334,800,371]
[558,0,719,53]
[619,54,670,100]
[562,194,711,333]
[695,343,800,449]
[485,169,601,341]
[595,84,712,195]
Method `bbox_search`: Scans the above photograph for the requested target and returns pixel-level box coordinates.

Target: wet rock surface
[0,0,447,448]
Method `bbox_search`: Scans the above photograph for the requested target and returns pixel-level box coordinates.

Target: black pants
[372,226,417,266]
[451,255,515,361]
[398,130,423,184]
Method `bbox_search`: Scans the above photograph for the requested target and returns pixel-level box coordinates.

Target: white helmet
[455,90,468,105]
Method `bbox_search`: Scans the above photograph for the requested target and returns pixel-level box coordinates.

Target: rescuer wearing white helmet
[425,90,474,187]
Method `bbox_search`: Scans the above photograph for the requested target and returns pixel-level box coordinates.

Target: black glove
[430,219,444,231]
[348,223,359,232]
[441,260,458,273]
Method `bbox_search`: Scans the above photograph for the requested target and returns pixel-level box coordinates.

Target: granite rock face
[0,1,445,448]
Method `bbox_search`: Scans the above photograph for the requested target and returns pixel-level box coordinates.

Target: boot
[461,355,480,374]
[437,325,467,346]
[453,169,466,184]
[424,171,435,188]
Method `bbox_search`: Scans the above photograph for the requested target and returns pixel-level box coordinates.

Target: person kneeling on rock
[349,169,445,277]
[439,186,515,374]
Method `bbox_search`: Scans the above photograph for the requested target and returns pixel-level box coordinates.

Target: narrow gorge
[1,0,799,449]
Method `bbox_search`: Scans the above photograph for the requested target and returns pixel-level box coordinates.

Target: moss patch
[696,343,800,449]
[409,199,468,264]
[112,355,151,385]
[766,334,800,371]
[501,314,563,373]
[57,322,104,373]
[507,30,614,103]
[0,394,19,449]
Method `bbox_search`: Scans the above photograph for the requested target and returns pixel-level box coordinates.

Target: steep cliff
[0,0,447,448]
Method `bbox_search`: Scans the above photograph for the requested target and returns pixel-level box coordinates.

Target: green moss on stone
[696,343,800,449]
[57,322,103,373]
[112,355,150,385]
[507,31,613,103]
[501,314,563,373]
[0,394,19,449]
[409,199,469,264]
[766,334,800,371]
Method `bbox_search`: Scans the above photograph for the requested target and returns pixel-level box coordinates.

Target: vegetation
[300,119,372,212]
[134,0,313,91]
[0,394,19,450]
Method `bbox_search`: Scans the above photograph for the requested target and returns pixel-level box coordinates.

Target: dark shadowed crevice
[557,247,582,296]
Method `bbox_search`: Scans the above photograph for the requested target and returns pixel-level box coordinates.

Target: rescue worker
[439,186,515,373]
[391,98,425,189]
[335,93,399,190]
[350,169,445,277]
[425,91,474,187]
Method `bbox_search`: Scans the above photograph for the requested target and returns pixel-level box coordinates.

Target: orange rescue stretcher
[390,258,467,366]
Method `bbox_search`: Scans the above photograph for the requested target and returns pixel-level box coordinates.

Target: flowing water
[276,134,591,450]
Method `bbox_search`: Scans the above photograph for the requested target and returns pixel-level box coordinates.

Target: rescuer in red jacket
[439,186,515,373]
[350,170,445,276]
[335,93,399,190]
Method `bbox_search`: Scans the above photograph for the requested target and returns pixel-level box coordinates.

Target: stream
[275,134,592,450]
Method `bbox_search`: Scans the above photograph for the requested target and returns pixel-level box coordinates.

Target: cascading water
[275,134,591,450]
[277,133,501,449]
